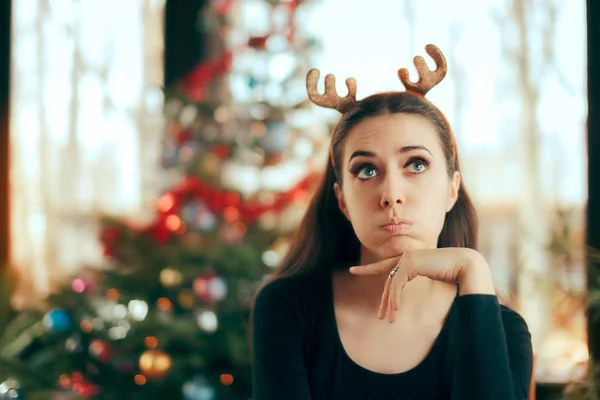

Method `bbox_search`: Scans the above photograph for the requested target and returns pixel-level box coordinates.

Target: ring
[388,266,399,280]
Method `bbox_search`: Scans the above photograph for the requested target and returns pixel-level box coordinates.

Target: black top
[252,270,533,400]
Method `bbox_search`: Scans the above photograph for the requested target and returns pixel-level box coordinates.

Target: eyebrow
[348,145,434,163]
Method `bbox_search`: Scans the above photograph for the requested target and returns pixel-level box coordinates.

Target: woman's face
[334,113,461,263]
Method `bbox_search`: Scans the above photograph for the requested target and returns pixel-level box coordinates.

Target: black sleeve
[251,281,312,400]
[451,294,533,400]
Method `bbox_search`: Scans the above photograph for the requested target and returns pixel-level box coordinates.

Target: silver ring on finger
[388,266,399,280]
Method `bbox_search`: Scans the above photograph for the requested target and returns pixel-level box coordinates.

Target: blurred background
[0,0,596,399]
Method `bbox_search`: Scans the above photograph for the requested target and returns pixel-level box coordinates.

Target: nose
[381,197,402,208]
[379,174,405,209]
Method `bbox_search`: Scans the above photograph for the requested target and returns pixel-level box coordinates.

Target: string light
[157,194,176,212]
[134,375,147,386]
[106,288,120,302]
[80,320,93,333]
[145,336,159,349]
[223,207,239,223]
[166,215,183,231]
[157,298,173,312]
[220,374,234,386]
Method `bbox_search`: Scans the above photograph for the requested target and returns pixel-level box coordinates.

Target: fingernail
[349,266,358,272]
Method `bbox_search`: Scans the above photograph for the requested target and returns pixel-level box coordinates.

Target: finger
[395,278,404,311]
[386,278,395,311]
[393,273,408,312]
[349,257,400,275]
[378,279,389,319]
[390,275,400,311]
[388,289,396,323]
[378,279,390,319]
[388,275,399,323]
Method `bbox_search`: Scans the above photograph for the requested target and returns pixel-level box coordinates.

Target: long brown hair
[264,91,477,283]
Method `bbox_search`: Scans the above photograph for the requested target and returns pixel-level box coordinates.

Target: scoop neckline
[326,270,452,378]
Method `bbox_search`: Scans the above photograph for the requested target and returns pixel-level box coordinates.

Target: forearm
[452,251,531,399]
[451,295,525,400]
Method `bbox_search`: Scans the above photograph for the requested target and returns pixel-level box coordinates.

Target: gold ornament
[181,231,204,249]
[178,289,195,309]
[198,153,221,176]
[160,268,183,287]
[271,237,290,254]
[258,211,277,231]
[139,349,172,380]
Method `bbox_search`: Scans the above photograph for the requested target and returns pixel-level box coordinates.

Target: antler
[306,69,357,113]
[398,44,447,96]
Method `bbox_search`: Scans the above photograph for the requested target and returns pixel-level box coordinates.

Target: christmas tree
[0,1,326,399]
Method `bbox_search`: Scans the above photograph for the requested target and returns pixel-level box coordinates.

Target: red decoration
[224,191,240,207]
[182,52,233,102]
[142,171,319,244]
[150,221,173,245]
[175,172,317,222]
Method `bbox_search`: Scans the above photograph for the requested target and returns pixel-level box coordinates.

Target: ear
[446,171,461,212]
[334,182,350,220]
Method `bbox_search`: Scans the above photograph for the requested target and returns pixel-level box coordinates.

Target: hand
[348,248,495,323]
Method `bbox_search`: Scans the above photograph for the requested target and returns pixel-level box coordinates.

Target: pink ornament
[71,270,98,294]
[72,278,87,293]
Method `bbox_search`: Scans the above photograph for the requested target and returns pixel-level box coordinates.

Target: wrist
[457,249,495,296]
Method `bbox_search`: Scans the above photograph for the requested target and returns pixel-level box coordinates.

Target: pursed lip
[381,221,412,235]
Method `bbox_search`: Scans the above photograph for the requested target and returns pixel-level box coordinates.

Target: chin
[368,236,426,259]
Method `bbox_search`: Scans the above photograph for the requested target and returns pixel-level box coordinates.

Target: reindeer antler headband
[306,44,447,112]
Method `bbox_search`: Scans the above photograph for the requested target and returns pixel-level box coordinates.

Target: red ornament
[89,339,111,363]
[248,36,270,50]
[102,246,114,258]
[212,143,231,159]
[175,129,193,145]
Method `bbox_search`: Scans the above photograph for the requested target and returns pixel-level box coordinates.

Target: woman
[251,45,533,399]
